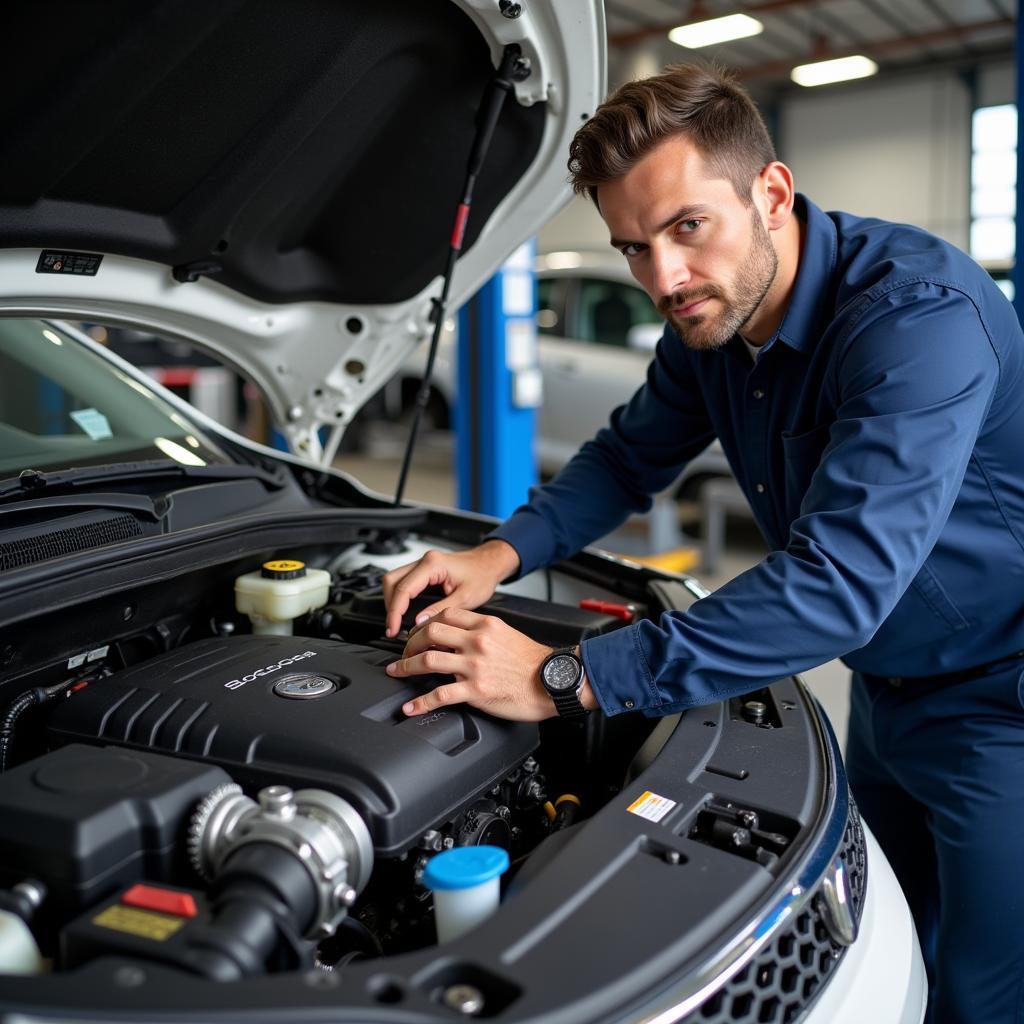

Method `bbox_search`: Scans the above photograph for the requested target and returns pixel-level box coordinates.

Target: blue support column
[1014,16,1024,323]
[456,241,540,517]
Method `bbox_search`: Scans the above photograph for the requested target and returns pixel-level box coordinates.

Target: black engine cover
[47,636,538,856]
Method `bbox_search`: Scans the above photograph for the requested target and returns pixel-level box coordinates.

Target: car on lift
[0,3,924,1024]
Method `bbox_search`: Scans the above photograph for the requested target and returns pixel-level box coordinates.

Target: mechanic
[381,63,1024,1024]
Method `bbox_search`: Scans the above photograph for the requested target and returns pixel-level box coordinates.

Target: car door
[537,274,660,469]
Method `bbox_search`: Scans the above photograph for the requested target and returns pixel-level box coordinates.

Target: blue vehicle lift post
[456,241,540,518]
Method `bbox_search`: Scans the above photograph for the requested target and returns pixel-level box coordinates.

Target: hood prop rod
[393,44,525,507]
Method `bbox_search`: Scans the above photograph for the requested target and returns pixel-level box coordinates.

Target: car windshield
[0,318,230,478]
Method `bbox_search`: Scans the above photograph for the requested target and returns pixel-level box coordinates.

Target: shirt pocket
[908,562,970,633]
[780,423,831,523]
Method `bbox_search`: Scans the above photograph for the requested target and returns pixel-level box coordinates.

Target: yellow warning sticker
[627,790,677,823]
[93,905,185,942]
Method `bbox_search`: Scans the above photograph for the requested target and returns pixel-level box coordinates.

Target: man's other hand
[385,609,557,722]
[381,540,521,639]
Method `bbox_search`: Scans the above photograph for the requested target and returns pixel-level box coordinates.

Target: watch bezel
[540,647,588,719]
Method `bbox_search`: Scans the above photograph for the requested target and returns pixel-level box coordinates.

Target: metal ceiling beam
[608,2,1014,52]
[735,17,1014,81]
[610,0,841,47]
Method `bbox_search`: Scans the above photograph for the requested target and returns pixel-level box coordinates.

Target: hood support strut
[393,43,528,507]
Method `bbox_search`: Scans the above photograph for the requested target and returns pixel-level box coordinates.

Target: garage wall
[539,192,609,253]
[779,72,972,249]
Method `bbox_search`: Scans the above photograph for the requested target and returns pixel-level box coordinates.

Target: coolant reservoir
[235,560,331,636]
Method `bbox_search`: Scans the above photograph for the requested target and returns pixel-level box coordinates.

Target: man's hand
[381,540,521,639]
[385,608,560,722]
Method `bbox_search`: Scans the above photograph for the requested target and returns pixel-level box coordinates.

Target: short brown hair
[569,63,776,205]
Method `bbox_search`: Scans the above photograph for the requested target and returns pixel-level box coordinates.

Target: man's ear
[757,161,796,231]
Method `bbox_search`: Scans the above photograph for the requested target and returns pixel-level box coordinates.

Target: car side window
[536,277,568,337]
[572,278,660,347]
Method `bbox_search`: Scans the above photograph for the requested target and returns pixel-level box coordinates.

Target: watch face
[544,654,580,692]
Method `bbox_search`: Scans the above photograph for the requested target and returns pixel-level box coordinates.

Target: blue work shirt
[490,195,1024,717]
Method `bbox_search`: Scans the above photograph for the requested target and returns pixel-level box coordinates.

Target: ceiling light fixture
[791,55,878,87]
[668,13,763,49]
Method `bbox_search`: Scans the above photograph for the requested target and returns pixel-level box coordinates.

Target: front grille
[686,802,867,1024]
[0,514,143,571]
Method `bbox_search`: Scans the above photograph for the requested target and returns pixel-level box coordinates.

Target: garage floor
[336,435,852,751]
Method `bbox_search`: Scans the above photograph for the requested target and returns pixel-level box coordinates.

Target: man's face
[599,135,778,350]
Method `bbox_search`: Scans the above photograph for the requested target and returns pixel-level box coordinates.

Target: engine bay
[0,548,667,976]
[0,522,829,1021]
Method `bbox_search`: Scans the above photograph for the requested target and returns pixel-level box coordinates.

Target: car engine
[0,558,642,975]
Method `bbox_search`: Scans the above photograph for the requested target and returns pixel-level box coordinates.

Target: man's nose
[650,247,690,300]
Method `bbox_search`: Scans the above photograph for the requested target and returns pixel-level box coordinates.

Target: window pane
[972,185,1016,218]
[573,279,660,346]
[970,217,1016,262]
[536,278,567,337]
[973,104,1017,152]
[972,151,1016,189]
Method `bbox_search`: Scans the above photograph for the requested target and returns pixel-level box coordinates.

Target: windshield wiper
[0,461,288,503]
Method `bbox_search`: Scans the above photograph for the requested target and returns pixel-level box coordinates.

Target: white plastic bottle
[422,846,509,943]
[234,560,331,635]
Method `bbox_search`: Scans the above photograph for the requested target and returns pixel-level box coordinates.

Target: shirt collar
[773,193,838,355]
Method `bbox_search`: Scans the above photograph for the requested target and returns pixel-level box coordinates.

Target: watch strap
[551,687,589,719]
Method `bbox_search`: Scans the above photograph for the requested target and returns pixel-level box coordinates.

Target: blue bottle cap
[422,845,510,892]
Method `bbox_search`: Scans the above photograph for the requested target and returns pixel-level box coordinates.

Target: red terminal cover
[578,599,636,623]
[122,884,198,918]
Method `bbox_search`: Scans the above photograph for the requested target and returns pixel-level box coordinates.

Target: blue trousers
[846,665,1024,1024]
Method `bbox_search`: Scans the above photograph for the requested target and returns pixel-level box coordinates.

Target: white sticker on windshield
[70,408,112,440]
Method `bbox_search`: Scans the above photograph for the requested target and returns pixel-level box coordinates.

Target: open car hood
[0,0,606,461]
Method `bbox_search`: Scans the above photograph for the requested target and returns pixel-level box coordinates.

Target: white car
[0,3,924,1023]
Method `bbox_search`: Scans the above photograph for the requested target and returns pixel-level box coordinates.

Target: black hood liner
[0,0,546,305]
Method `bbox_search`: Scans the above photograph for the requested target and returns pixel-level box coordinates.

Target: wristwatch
[540,647,589,719]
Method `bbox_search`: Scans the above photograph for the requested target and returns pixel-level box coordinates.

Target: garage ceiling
[605,0,1016,91]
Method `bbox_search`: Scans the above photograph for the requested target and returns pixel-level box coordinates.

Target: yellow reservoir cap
[262,560,307,580]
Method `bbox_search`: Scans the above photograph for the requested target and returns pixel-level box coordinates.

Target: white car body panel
[805,822,927,1023]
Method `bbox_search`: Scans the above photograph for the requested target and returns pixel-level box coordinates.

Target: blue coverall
[491,194,1024,1023]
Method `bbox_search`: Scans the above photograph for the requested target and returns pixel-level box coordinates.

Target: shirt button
[753,388,765,399]
[624,700,635,710]
[755,483,766,494]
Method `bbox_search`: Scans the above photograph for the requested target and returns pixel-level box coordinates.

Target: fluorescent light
[791,55,878,87]
[41,329,63,346]
[668,14,763,49]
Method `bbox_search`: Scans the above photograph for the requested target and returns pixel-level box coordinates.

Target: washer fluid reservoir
[235,560,331,635]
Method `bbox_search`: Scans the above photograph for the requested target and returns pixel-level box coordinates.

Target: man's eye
[678,219,703,234]
[620,243,644,258]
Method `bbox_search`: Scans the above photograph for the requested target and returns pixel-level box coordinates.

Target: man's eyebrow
[609,204,711,249]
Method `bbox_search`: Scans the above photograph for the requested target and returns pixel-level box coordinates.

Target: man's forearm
[476,538,522,583]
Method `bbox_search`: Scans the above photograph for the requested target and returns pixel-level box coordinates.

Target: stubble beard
[661,210,779,352]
